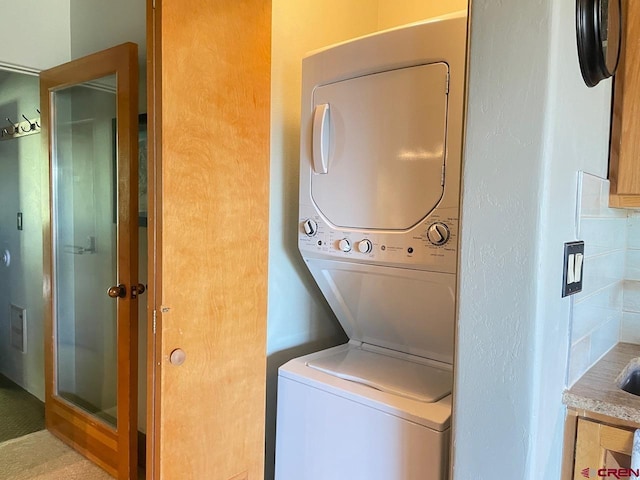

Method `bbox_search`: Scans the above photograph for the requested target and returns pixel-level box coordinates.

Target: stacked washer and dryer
[275,11,467,480]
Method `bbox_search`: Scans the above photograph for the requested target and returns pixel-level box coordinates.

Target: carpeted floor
[0,376,144,479]
[0,430,146,479]
[0,430,114,480]
[0,375,45,443]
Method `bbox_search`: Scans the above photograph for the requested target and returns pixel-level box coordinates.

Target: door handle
[131,283,146,299]
[312,103,330,174]
[107,284,126,298]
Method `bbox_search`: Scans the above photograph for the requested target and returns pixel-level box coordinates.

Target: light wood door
[573,418,635,479]
[41,43,140,480]
[147,1,271,479]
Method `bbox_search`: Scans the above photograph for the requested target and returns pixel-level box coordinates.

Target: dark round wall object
[576,0,622,87]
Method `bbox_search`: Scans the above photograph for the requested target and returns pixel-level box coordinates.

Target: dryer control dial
[338,238,352,252]
[427,223,450,246]
[357,239,373,254]
[302,219,318,237]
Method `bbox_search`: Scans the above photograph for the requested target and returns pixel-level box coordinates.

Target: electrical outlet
[562,241,585,297]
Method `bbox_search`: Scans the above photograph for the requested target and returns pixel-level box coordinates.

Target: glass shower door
[41,43,139,480]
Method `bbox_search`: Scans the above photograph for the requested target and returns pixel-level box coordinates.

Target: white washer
[275,11,467,480]
[276,343,452,480]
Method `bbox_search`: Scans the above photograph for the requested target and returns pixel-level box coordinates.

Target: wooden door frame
[146,1,162,477]
[41,42,139,480]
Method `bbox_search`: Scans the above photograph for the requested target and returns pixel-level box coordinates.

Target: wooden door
[41,42,140,480]
[147,1,271,479]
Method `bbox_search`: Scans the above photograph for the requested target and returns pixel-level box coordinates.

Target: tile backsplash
[622,215,640,344]
[568,172,640,386]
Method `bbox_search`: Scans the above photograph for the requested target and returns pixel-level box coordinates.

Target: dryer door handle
[312,103,330,174]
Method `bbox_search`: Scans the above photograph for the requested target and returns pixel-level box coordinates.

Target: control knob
[338,238,352,252]
[302,219,318,237]
[357,239,372,254]
[427,223,450,246]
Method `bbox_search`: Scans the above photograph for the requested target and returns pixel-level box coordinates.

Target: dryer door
[311,62,449,231]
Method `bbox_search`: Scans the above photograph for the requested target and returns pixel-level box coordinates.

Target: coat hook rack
[0,109,41,141]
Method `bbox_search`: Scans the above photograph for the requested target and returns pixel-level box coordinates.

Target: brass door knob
[107,284,126,298]
[131,283,146,299]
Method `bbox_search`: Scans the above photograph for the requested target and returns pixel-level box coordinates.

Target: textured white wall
[0,1,70,70]
[456,1,613,479]
[454,1,551,478]
[0,72,45,400]
[528,1,612,477]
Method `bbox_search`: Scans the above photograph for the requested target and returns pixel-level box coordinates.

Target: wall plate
[562,241,585,297]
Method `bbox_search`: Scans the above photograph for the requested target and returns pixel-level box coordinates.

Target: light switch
[567,254,575,284]
[575,253,583,281]
[562,241,585,297]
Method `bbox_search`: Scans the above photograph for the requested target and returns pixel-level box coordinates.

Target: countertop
[563,342,640,424]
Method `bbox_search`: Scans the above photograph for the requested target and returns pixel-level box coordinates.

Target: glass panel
[51,74,118,427]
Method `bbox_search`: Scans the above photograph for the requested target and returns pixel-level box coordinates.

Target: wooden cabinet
[564,411,638,479]
[573,418,635,479]
[609,0,640,207]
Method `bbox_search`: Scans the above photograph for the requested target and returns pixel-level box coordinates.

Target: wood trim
[574,419,603,480]
[146,0,163,478]
[609,0,640,201]
[46,399,119,476]
[40,42,139,480]
[561,409,578,480]
[115,41,140,480]
[608,193,640,208]
[569,407,640,430]
[599,423,635,455]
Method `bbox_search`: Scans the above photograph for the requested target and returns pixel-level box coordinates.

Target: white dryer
[275,11,467,480]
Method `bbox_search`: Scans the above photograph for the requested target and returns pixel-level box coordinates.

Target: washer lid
[307,347,452,403]
[311,62,449,231]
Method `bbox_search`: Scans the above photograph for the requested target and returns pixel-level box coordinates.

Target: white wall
[70,0,147,113]
[455,1,613,479]
[0,1,70,71]
[0,72,45,400]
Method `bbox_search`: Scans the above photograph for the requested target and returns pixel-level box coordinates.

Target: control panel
[298,204,458,273]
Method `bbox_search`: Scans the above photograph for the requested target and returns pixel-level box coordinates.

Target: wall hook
[4,118,16,136]
[21,114,35,132]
